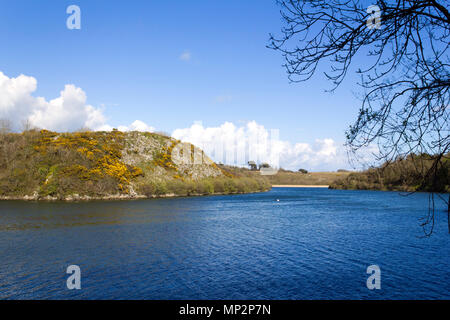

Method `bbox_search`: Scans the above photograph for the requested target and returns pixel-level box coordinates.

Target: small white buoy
[276,199,280,202]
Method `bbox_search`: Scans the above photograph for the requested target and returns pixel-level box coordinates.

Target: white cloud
[117,120,155,132]
[27,84,106,132]
[179,50,191,61]
[0,71,373,171]
[0,71,154,133]
[172,121,354,171]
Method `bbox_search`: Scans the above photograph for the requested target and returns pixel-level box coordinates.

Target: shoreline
[272,185,330,188]
[0,189,271,202]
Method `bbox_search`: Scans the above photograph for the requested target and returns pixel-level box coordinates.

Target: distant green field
[218,165,351,186]
[268,171,351,186]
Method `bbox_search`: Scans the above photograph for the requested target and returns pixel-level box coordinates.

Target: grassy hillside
[218,165,351,186]
[266,170,350,186]
[330,154,450,193]
[0,130,270,200]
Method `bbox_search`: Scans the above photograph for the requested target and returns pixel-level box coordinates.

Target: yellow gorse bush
[153,140,179,170]
[33,130,143,192]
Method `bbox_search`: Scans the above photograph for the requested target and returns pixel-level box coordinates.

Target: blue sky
[0,0,371,170]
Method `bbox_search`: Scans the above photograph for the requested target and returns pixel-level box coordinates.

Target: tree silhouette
[269,0,450,235]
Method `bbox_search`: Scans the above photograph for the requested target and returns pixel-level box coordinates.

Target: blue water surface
[0,188,448,299]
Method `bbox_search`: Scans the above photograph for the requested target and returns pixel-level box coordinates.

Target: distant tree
[76,126,92,132]
[269,0,450,235]
[259,163,271,169]
[298,169,308,174]
[248,161,258,171]
[21,119,35,132]
[0,119,11,134]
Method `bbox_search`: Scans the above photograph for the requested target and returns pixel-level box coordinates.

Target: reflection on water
[0,189,449,299]
[0,200,195,231]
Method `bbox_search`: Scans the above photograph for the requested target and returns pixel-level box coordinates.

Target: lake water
[0,188,448,300]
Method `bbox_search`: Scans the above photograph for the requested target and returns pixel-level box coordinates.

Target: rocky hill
[0,130,270,200]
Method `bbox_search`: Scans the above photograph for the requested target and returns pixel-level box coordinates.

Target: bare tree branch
[269,0,450,234]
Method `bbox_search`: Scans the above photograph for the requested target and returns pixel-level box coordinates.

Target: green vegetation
[138,177,270,197]
[0,130,270,200]
[330,154,450,193]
